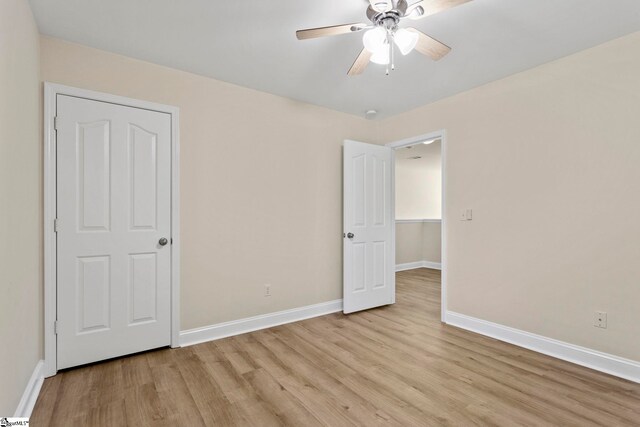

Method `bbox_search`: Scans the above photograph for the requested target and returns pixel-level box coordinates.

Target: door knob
[346,232,355,239]
[159,237,168,246]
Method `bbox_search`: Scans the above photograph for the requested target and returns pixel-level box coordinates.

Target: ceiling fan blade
[406,28,451,61]
[347,48,372,76]
[296,23,368,40]
[406,0,471,19]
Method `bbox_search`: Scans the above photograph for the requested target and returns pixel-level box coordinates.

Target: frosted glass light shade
[363,27,387,53]
[394,28,418,55]
[370,47,390,65]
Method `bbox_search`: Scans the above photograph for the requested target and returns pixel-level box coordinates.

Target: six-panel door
[56,95,172,369]
[343,140,394,314]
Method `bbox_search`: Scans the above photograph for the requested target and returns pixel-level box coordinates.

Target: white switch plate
[466,209,473,220]
[264,284,271,297]
[460,209,467,221]
[594,311,607,328]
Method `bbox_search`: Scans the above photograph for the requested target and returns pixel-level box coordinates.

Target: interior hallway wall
[394,140,442,267]
[395,222,442,266]
[395,140,442,220]
[395,222,424,265]
[422,222,442,264]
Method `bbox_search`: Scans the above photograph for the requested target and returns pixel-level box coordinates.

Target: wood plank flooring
[31,268,640,426]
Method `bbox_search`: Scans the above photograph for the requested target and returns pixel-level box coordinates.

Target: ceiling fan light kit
[362,26,419,71]
[295,0,471,75]
[394,29,419,55]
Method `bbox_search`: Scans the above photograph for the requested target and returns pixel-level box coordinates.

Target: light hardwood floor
[32,268,640,426]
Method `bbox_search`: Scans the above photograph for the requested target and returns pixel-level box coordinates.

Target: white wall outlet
[594,311,607,328]
[264,284,271,297]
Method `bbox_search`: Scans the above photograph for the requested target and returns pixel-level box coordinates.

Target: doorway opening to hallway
[389,132,445,321]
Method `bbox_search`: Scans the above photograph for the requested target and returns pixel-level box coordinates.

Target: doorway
[387,131,446,322]
[43,83,181,376]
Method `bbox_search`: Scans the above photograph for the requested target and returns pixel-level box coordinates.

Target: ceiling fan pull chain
[385,38,390,75]
[390,32,395,71]
[385,31,390,75]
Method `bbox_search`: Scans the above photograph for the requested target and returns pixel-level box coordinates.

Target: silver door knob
[346,232,355,239]
[159,237,168,246]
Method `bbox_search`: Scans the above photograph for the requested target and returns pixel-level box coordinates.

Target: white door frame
[43,82,181,377]
[386,130,447,323]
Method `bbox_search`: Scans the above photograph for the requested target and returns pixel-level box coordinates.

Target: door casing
[43,82,181,377]
[386,130,447,323]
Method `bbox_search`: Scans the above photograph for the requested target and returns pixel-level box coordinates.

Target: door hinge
[54,116,58,131]
[54,320,59,334]
[54,218,59,233]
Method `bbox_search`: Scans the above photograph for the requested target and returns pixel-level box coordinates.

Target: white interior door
[343,140,394,314]
[56,95,172,369]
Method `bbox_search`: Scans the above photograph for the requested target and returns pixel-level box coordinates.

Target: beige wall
[0,0,42,415]
[395,222,423,265]
[422,222,441,264]
[40,36,378,330]
[379,31,640,362]
[395,141,442,219]
[396,221,441,265]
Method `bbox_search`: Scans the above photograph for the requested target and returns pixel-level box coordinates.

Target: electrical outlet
[594,311,607,329]
[264,284,271,297]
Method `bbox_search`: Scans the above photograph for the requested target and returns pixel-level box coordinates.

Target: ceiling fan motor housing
[367,0,408,27]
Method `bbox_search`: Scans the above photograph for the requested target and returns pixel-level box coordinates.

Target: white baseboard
[446,311,640,384]
[422,261,442,270]
[14,359,45,417]
[396,260,442,272]
[180,299,343,347]
[395,261,425,271]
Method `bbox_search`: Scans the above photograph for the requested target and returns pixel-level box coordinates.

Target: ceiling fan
[296,0,471,75]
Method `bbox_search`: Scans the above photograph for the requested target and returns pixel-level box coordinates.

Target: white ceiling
[396,139,441,169]
[29,0,640,119]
